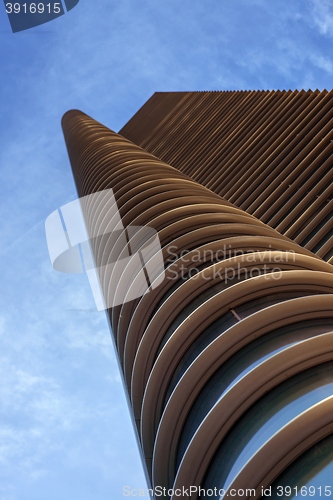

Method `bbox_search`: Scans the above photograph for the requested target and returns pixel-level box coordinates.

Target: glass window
[269,433,333,499]
[175,318,333,469]
[200,362,333,499]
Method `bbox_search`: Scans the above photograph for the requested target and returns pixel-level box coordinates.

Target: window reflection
[269,433,333,499]
[176,320,333,469]
[200,362,333,499]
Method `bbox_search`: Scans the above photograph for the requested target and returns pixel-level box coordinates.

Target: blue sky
[0,0,333,499]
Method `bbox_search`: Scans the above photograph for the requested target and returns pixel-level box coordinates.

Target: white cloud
[310,53,333,74]
[310,0,333,36]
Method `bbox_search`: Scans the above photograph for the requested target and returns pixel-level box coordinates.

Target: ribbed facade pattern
[120,91,333,264]
[62,108,333,500]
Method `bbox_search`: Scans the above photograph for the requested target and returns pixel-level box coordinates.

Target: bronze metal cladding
[120,90,333,264]
[62,105,333,500]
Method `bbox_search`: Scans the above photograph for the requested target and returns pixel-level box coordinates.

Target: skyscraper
[62,90,333,499]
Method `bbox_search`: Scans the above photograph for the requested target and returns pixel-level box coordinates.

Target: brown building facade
[62,91,333,499]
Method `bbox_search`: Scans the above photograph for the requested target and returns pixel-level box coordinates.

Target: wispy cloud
[309,0,333,36]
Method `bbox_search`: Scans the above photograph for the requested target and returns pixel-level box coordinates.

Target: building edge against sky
[61,91,333,499]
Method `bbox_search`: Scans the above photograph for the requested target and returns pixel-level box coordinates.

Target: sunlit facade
[62,91,333,499]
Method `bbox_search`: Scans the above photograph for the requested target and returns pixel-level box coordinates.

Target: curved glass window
[269,433,333,499]
[164,291,324,409]
[175,318,333,467]
[200,362,333,499]
[168,291,321,397]
[154,269,248,358]
[147,257,230,323]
